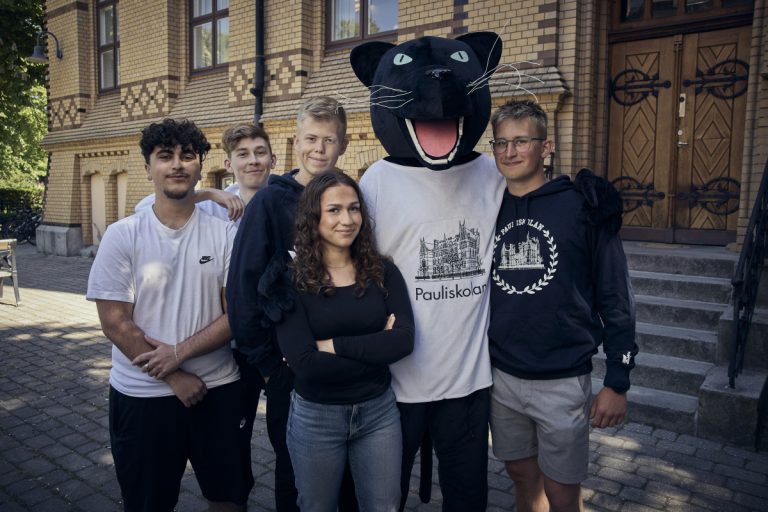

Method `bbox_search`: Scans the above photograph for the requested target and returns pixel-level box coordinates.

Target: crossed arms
[96,290,232,407]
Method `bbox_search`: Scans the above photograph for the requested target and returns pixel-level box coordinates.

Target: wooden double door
[607,26,750,244]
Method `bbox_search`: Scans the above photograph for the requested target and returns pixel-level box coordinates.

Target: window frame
[189,0,230,74]
[609,0,753,41]
[96,0,120,93]
[325,0,398,51]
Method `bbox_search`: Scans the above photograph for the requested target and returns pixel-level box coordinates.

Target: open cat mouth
[405,117,464,165]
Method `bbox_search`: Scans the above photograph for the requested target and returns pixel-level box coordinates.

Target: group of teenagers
[87,95,637,512]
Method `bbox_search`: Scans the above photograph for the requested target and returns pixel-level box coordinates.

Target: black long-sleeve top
[277,260,415,405]
[227,171,303,379]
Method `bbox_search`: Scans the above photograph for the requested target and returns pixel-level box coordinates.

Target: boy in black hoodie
[226,97,349,511]
[488,100,637,512]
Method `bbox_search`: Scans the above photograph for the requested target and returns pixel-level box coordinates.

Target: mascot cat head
[350,32,501,171]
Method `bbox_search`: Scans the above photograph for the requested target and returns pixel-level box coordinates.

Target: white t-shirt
[360,155,505,403]
[86,208,239,397]
[134,183,242,227]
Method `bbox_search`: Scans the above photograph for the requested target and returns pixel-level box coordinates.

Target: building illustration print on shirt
[416,220,484,281]
[492,218,558,295]
[498,233,545,270]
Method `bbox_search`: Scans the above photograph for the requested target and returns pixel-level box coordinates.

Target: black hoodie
[226,170,304,379]
[489,175,637,392]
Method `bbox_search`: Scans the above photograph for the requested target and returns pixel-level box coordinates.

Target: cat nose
[426,68,451,80]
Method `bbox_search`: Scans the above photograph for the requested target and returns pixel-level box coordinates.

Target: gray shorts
[490,367,592,484]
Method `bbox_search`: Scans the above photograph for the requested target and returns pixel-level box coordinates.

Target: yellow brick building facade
[38,0,768,255]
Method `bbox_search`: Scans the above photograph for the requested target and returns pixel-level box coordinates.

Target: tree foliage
[0,0,47,188]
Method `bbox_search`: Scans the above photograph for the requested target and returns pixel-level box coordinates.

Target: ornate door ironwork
[610,70,672,106]
[682,59,749,99]
[607,27,749,244]
[675,177,741,216]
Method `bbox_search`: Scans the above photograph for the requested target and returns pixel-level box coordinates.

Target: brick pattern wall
[265,0,312,100]
[458,0,558,65]
[39,0,766,249]
[398,0,453,38]
[557,0,603,177]
[79,150,130,244]
[592,3,612,176]
[50,93,89,130]
[46,0,93,131]
[736,0,768,245]
[166,0,186,99]
[227,0,255,107]
[120,1,172,84]
[44,152,81,225]
[118,0,179,120]
[120,76,180,121]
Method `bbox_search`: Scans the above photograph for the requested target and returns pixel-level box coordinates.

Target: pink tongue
[413,120,457,157]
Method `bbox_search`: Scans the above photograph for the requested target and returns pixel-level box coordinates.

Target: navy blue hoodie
[226,170,304,379]
[489,175,637,392]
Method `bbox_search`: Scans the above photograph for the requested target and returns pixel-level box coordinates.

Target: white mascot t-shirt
[360,154,505,403]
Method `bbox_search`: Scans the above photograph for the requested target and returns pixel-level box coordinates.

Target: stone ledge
[698,366,768,448]
[36,225,83,257]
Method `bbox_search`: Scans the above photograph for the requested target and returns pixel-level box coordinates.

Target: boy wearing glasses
[488,100,637,512]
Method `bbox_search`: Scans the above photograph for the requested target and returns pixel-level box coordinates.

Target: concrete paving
[1,244,768,511]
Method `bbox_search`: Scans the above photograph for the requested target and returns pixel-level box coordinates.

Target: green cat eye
[451,51,469,62]
[394,53,412,65]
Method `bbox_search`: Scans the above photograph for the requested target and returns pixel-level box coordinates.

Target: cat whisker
[332,89,414,110]
[370,91,413,100]
[370,98,414,110]
[468,62,544,96]
[468,61,542,89]
[477,20,510,80]
[333,91,376,105]
[480,80,540,102]
[369,84,410,94]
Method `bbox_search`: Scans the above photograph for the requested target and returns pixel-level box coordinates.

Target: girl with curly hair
[276,171,414,512]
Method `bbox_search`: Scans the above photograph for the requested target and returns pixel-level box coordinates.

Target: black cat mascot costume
[351,32,505,511]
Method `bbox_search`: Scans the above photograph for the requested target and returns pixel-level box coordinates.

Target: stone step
[635,294,726,330]
[592,378,697,434]
[717,306,768,370]
[698,366,768,447]
[593,350,713,396]
[623,241,737,278]
[630,270,732,304]
[635,322,718,362]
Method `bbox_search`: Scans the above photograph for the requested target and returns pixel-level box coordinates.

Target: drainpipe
[251,0,265,126]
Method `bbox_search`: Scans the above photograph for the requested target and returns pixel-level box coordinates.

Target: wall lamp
[28,31,63,64]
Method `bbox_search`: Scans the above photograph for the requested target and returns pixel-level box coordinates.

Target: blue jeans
[287,387,402,512]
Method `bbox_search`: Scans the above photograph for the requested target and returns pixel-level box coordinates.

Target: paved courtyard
[1,244,768,511]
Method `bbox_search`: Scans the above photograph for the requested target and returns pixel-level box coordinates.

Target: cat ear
[456,32,502,72]
[350,41,396,87]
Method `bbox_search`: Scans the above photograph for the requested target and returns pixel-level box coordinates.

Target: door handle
[678,95,689,148]
[679,93,687,118]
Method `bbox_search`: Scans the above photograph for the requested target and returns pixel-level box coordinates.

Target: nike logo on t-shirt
[199,256,214,264]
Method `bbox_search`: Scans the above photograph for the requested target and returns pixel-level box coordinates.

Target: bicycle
[5,209,42,245]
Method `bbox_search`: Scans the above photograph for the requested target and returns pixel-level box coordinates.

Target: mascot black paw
[351,32,502,170]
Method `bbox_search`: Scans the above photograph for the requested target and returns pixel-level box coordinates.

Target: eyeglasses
[489,137,546,154]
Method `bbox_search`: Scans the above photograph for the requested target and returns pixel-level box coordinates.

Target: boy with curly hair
[88,118,253,512]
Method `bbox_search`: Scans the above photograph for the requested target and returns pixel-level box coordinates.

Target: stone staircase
[591,241,768,448]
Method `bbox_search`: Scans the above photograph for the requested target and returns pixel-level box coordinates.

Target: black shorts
[109,381,254,512]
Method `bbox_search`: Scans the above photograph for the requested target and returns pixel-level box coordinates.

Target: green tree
[0,0,47,189]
